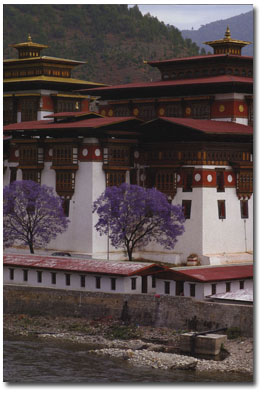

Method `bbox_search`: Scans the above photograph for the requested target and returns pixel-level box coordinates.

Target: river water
[3,334,252,383]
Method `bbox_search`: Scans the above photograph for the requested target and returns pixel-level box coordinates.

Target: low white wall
[3,266,142,295]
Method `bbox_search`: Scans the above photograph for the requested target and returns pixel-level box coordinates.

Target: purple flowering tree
[3,180,69,254]
[93,183,185,261]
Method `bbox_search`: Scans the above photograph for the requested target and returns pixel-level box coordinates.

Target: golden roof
[9,34,49,50]
[3,75,106,87]
[204,26,252,47]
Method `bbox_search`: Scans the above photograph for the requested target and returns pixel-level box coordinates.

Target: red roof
[147,53,253,66]
[80,75,253,94]
[3,116,142,132]
[170,264,253,282]
[3,254,161,276]
[145,117,253,135]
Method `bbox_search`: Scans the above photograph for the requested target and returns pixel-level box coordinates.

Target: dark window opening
[37,271,42,283]
[240,200,249,219]
[211,284,216,295]
[216,171,225,192]
[10,168,17,184]
[23,269,28,282]
[175,281,184,296]
[95,276,101,289]
[218,200,226,219]
[51,272,56,285]
[164,281,171,295]
[65,274,71,286]
[226,282,231,292]
[152,276,156,288]
[62,198,70,217]
[182,200,192,219]
[183,171,193,192]
[131,277,137,290]
[111,278,116,291]
[240,280,245,290]
[190,283,196,297]
[80,275,86,288]
[9,268,14,280]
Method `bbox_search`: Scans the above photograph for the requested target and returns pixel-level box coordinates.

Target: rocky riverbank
[3,314,253,378]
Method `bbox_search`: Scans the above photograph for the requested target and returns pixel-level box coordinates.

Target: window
[152,276,156,288]
[226,282,231,292]
[95,276,101,289]
[21,97,38,122]
[23,270,28,282]
[216,170,225,192]
[10,168,17,184]
[155,170,176,196]
[111,278,116,291]
[211,284,216,295]
[56,171,75,195]
[131,277,137,290]
[37,271,42,283]
[53,145,74,166]
[175,281,184,296]
[164,281,170,295]
[61,198,70,217]
[182,200,192,219]
[4,98,17,125]
[80,275,86,288]
[240,280,245,290]
[106,171,126,187]
[240,200,249,219]
[190,283,196,297]
[9,268,14,280]
[51,272,57,285]
[183,171,193,192]
[218,200,226,219]
[20,145,38,165]
[22,169,41,184]
[65,274,71,286]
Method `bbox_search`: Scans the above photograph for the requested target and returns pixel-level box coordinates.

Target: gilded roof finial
[224,26,231,40]
[28,34,32,42]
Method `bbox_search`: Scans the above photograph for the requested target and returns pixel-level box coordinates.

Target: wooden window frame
[216,170,225,192]
[240,200,249,219]
[211,283,216,295]
[218,200,226,219]
[182,200,192,219]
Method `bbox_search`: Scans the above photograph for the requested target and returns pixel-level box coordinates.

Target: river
[3,334,252,383]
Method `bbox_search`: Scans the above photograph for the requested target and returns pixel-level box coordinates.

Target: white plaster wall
[3,266,130,294]
[183,282,204,299]
[142,187,203,264]
[124,276,142,294]
[202,187,253,255]
[156,279,176,296]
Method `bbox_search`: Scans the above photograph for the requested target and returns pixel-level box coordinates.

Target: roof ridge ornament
[28,33,32,42]
[204,27,251,56]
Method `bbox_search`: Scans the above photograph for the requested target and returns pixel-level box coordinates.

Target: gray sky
[129,4,253,30]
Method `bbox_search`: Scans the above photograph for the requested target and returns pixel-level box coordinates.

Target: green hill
[3,4,201,84]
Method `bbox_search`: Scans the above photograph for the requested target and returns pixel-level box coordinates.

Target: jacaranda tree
[3,180,69,254]
[93,183,185,261]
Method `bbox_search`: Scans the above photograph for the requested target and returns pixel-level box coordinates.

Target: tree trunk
[127,246,133,261]
[29,242,34,254]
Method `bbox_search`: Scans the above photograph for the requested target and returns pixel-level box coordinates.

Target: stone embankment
[3,314,253,377]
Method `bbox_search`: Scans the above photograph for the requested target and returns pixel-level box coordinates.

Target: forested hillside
[182,11,253,56]
[4,4,201,84]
